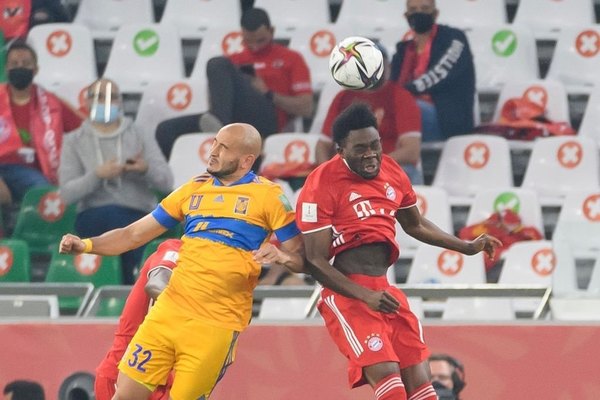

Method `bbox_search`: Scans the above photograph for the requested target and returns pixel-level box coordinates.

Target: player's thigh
[94,374,116,400]
[118,316,175,389]
[169,321,239,400]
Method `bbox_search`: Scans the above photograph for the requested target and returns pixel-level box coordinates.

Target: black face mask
[8,67,34,90]
[407,12,435,34]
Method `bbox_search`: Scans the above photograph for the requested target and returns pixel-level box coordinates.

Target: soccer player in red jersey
[94,239,182,400]
[296,103,501,400]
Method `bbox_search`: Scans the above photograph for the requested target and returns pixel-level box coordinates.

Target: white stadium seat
[74,0,154,39]
[309,80,342,133]
[260,133,321,179]
[254,0,330,32]
[190,26,245,81]
[579,85,600,146]
[436,0,507,30]
[442,298,515,321]
[513,0,595,40]
[553,190,600,258]
[335,0,409,38]
[160,0,241,39]
[169,133,216,188]
[407,244,486,284]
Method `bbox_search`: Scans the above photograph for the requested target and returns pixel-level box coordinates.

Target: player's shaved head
[221,123,262,157]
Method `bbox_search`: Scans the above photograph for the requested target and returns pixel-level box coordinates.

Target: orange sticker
[523,86,548,108]
[74,254,101,275]
[310,30,336,57]
[198,137,214,164]
[575,30,600,58]
[531,248,555,276]
[463,141,490,169]
[557,141,582,169]
[38,192,65,222]
[582,194,600,222]
[221,31,244,56]
[284,140,310,163]
[437,250,464,276]
[46,30,72,57]
[0,246,14,276]
[166,83,192,111]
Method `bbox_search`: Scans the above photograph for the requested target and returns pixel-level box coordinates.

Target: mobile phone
[239,64,256,76]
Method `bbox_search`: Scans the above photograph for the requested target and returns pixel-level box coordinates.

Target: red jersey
[229,43,312,131]
[96,239,182,380]
[322,82,421,154]
[296,155,417,264]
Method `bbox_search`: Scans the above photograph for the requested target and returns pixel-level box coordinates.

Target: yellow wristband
[81,238,93,253]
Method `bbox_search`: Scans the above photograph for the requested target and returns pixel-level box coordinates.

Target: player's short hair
[241,8,271,31]
[6,39,38,65]
[3,380,45,400]
[332,102,378,146]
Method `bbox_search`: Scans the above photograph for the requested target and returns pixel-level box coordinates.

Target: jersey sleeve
[289,51,313,95]
[263,184,300,242]
[295,170,334,233]
[151,182,190,228]
[147,239,182,273]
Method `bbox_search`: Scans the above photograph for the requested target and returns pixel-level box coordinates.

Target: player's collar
[212,171,257,186]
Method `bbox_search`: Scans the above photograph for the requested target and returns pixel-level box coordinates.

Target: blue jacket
[390,24,476,139]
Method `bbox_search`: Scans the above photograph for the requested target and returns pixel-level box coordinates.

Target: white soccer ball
[329,36,384,90]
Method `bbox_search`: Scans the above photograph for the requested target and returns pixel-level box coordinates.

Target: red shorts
[317,274,430,388]
[94,373,172,400]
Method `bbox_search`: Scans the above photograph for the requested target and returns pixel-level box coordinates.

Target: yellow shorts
[118,302,239,399]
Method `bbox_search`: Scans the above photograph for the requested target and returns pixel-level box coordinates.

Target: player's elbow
[144,282,164,300]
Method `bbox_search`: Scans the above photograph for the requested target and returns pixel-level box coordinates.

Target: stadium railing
[0,283,94,317]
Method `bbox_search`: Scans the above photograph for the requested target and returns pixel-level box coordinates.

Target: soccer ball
[329,36,384,90]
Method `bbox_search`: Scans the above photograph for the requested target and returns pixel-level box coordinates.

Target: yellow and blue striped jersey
[151,171,299,330]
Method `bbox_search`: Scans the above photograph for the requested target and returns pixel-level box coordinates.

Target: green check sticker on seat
[133,29,160,56]
[492,30,517,57]
[494,192,520,213]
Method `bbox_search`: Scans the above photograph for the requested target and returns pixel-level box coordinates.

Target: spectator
[3,380,45,400]
[0,0,71,41]
[58,78,173,284]
[0,40,83,205]
[155,7,314,160]
[390,0,475,142]
[429,353,466,400]
[316,42,423,184]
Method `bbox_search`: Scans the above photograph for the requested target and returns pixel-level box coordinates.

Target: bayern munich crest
[385,184,396,200]
[366,334,383,352]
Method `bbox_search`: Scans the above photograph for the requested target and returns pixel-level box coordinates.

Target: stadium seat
[436,0,507,30]
[0,239,31,282]
[49,80,90,114]
[160,0,241,39]
[134,79,208,137]
[27,23,97,88]
[74,0,155,39]
[521,137,600,206]
[11,186,76,256]
[309,79,342,133]
[169,133,216,187]
[466,25,539,92]
[407,244,486,284]
[260,133,321,180]
[335,0,409,38]
[587,255,600,296]
[103,24,185,93]
[258,298,311,320]
[407,297,425,320]
[190,26,244,81]
[546,26,600,94]
[432,135,513,205]
[492,79,570,123]
[442,298,515,321]
[96,297,126,317]
[553,190,600,259]
[551,238,580,296]
[395,186,453,258]
[550,297,600,321]
[579,86,600,146]
[466,188,544,235]
[254,0,330,32]
[45,250,122,310]
[512,0,595,40]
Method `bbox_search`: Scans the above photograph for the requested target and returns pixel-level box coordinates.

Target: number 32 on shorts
[127,343,152,372]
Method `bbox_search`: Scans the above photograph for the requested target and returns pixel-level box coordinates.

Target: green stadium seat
[45,249,122,311]
[140,238,164,266]
[11,186,77,255]
[97,297,126,317]
[0,239,31,282]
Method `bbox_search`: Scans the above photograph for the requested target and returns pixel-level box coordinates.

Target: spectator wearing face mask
[0,40,84,207]
[58,78,174,284]
[390,0,476,142]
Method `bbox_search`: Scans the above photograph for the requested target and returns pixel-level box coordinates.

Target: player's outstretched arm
[253,235,306,273]
[396,206,502,259]
[59,214,168,256]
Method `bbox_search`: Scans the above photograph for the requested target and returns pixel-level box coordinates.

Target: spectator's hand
[251,76,269,94]
[59,234,85,255]
[467,233,503,259]
[123,155,148,174]
[96,159,124,179]
[253,242,283,265]
[363,290,400,313]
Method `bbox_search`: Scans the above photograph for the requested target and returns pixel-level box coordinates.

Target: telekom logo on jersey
[353,200,397,220]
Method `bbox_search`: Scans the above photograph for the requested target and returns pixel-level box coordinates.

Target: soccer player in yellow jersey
[59,123,305,400]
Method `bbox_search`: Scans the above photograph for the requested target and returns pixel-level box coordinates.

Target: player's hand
[59,234,86,255]
[96,159,123,179]
[251,76,269,94]
[123,154,148,173]
[253,242,284,265]
[467,233,503,260]
[363,290,400,314]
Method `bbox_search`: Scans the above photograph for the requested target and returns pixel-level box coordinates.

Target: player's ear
[241,154,256,170]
